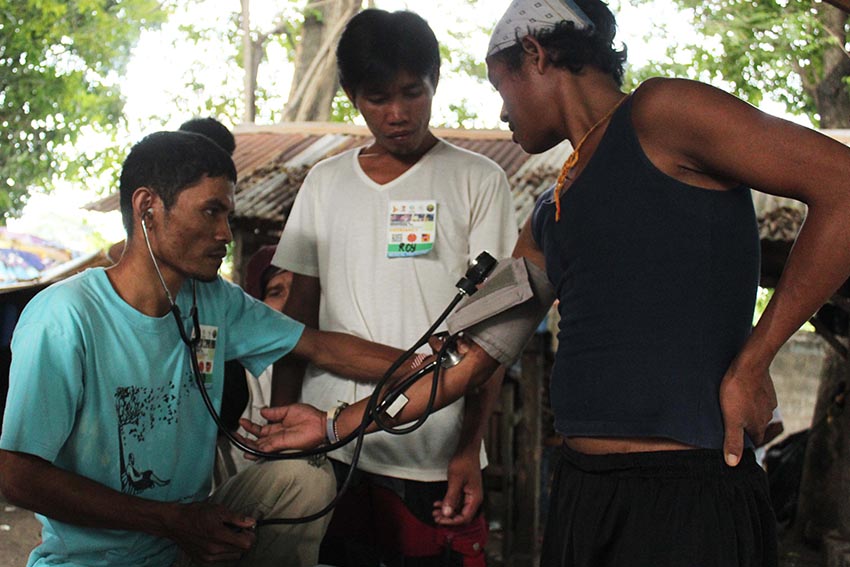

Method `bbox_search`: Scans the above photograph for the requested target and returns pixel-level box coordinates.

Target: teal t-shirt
[0,268,304,567]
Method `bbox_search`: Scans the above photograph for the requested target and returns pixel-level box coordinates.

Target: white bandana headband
[487,0,594,57]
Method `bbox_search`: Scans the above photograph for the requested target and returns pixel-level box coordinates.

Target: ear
[520,35,548,74]
[131,187,158,226]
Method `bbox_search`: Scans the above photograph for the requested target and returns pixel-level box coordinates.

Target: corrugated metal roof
[85,122,547,221]
[229,122,564,225]
[86,124,847,242]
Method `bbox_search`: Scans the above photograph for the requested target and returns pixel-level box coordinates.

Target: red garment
[326,481,488,565]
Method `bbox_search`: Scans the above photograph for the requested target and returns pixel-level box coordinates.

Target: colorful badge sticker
[387,200,437,258]
[193,324,219,387]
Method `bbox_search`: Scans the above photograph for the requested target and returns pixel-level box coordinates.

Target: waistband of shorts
[559,443,759,479]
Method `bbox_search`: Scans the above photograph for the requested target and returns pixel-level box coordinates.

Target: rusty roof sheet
[226,123,542,224]
[227,123,563,225]
[85,125,846,239]
[85,123,541,220]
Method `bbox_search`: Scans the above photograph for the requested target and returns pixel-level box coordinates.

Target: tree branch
[822,0,850,14]
[283,2,357,121]
[817,18,850,63]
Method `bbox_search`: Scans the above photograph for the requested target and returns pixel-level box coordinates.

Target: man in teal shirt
[0,131,406,566]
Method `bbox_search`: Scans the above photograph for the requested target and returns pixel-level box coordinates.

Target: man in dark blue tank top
[481,0,850,565]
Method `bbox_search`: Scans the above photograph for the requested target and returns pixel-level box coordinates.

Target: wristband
[325,402,349,444]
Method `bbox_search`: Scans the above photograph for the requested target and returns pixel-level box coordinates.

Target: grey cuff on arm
[446,258,556,366]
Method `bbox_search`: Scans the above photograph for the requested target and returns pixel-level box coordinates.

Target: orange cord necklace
[554,93,631,222]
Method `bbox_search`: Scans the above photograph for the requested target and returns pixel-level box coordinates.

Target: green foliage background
[3,0,848,229]
[621,0,850,127]
[0,0,169,220]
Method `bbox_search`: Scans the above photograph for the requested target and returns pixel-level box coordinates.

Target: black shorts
[541,445,778,567]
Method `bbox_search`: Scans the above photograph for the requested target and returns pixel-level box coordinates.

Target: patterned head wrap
[487,0,594,57]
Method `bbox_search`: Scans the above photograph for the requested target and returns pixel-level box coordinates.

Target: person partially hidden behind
[0,130,416,567]
[214,245,295,486]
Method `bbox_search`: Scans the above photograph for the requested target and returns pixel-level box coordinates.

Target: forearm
[747,203,850,366]
[297,328,409,383]
[0,450,176,536]
[335,342,500,438]
[455,366,504,457]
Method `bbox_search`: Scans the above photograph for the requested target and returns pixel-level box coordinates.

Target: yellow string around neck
[554,93,630,222]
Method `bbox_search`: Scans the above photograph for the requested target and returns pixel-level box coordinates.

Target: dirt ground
[0,493,40,567]
[0,491,828,567]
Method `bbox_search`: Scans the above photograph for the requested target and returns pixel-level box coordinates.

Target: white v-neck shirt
[274,139,517,480]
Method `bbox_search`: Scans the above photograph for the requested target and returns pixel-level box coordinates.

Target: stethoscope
[141,209,496,525]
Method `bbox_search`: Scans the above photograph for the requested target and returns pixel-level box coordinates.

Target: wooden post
[512,334,544,565]
[796,333,850,546]
[499,380,516,563]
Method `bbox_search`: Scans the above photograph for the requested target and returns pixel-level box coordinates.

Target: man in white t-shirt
[272,9,516,566]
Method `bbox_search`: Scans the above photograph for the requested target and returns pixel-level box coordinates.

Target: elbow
[0,451,28,507]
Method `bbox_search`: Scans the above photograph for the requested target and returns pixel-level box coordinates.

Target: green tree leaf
[0,0,170,221]
[622,0,850,127]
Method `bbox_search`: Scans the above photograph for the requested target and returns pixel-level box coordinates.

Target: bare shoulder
[629,77,772,187]
[631,77,753,133]
[629,77,850,199]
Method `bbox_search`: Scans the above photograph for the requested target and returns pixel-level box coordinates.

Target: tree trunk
[807,5,850,128]
[792,6,850,553]
[282,0,361,122]
[796,342,850,545]
[240,0,256,124]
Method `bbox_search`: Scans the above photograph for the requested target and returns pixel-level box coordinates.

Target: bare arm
[435,365,505,525]
[0,450,255,562]
[247,227,549,453]
[271,273,320,406]
[243,339,501,453]
[291,326,409,383]
[294,224,543,437]
[639,78,850,355]
[274,273,417,405]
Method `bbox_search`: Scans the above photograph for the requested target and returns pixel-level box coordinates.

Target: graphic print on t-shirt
[114,378,192,495]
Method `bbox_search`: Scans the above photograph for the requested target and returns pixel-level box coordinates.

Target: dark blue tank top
[531,96,759,449]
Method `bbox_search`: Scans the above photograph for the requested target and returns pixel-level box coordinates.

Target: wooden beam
[812,315,850,361]
[823,0,850,13]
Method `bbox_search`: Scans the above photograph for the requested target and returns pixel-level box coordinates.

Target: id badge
[193,324,219,386]
[387,200,437,258]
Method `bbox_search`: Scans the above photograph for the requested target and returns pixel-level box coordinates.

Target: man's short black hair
[491,0,627,87]
[336,9,440,94]
[178,117,236,156]
[119,131,237,237]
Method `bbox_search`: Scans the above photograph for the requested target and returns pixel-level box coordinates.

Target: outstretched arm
[0,450,256,563]
[247,220,552,454]
[280,273,416,385]
[242,339,501,453]
[290,326,410,383]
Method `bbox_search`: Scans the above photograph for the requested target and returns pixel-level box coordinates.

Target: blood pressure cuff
[446,257,556,366]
